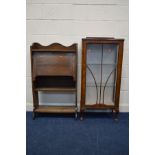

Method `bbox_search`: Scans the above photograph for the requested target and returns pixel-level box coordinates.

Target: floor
[26,112,129,155]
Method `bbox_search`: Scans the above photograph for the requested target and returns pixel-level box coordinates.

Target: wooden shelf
[87,64,116,65]
[34,76,76,88]
[35,87,76,92]
[85,104,115,109]
[34,105,76,113]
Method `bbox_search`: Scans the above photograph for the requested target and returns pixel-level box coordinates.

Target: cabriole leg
[80,109,84,121]
[113,109,119,121]
[33,111,36,120]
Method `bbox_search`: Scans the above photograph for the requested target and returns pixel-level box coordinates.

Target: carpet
[26,112,129,155]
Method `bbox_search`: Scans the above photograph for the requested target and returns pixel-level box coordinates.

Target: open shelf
[34,76,76,90]
[34,105,76,113]
[35,88,76,92]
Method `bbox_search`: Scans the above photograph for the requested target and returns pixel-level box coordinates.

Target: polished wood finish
[80,37,124,119]
[30,43,78,119]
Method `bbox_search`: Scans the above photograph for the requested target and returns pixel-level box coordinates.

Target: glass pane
[86,43,118,105]
[87,44,118,64]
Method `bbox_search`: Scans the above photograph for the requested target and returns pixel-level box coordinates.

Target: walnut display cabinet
[80,37,124,119]
[30,43,78,119]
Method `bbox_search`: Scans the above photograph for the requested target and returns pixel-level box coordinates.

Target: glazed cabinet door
[86,43,118,106]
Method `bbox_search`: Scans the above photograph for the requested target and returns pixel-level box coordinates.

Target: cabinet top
[30,42,77,52]
[83,37,124,42]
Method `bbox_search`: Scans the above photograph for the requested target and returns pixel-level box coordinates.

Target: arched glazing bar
[102,67,116,104]
[99,44,104,104]
[86,65,99,104]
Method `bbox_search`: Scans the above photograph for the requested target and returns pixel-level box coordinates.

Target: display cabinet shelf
[87,64,116,65]
[86,83,115,87]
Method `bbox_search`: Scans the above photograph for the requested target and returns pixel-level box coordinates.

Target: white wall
[26,0,129,112]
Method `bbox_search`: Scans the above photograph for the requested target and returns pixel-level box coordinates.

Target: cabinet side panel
[80,40,87,110]
[115,41,124,111]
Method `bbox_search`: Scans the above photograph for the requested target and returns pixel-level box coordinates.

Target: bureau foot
[112,109,119,121]
[33,112,36,120]
[75,111,78,120]
[80,116,83,121]
[80,110,84,121]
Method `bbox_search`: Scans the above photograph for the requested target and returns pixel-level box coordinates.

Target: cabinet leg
[33,112,36,120]
[113,109,119,121]
[75,90,78,120]
[80,110,84,121]
[32,90,39,111]
[112,109,114,114]
[75,111,78,120]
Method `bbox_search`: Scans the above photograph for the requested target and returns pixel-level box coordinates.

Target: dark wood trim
[115,41,124,112]
[31,43,77,52]
[80,40,87,111]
